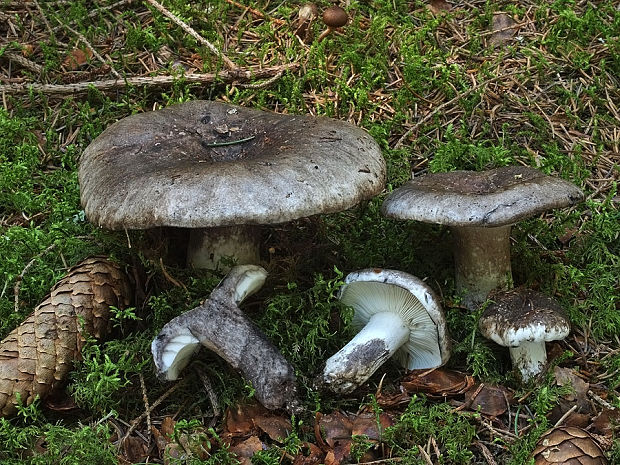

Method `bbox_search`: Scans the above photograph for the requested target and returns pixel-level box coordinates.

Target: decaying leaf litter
[0,0,619,464]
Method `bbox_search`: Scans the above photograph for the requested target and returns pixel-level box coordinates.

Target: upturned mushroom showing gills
[318,268,450,394]
[381,166,584,309]
[151,265,298,412]
[478,288,570,382]
[79,100,385,270]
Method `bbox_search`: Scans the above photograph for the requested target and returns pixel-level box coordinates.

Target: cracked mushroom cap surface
[340,268,450,370]
[478,289,570,348]
[381,166,584,227]
[79,100,386,230]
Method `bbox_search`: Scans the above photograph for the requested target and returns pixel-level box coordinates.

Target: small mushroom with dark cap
[381,166,584,309]
[318,5,348,41]
[79,100,385,269]
[478,288,570,382]
[317,268,450,394]
[151,265,299,412]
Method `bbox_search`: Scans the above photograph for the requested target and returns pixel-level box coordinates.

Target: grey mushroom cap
[381,166,584,227]
[478,289,571,347]
[79,100,386,230]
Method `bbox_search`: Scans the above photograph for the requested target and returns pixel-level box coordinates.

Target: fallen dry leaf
[223,401,292,443]
[62,48,94,70]
[489,13,518,47]
[292,442,325,465]
[229,436,265,465]
[401,368,474,397]
[464,384,513,417]
[427,0,451,15]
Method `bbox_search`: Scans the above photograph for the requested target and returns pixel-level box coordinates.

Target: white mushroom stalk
[318,269,450,394]
[508,341,548,382]
[151,265,299,411]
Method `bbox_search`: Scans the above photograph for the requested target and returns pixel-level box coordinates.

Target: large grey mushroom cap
[381,166,584,227]
[79,100,386,230]
[479,288,570,347]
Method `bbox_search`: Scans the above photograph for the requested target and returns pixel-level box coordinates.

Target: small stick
[3,51,43,74]
[553,404,578,428]
[475,441,499,465]
[143,0,237,70]
[202,135,255,147]
[193,364,221,428]
[159,258,187,291]
[123,381,184,441]
[139,373,152,445]
[417,445,433,465]
[14,243,57,312]
[0,63,299,95]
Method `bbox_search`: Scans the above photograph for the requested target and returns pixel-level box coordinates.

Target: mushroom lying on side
[478,288,570,382]
[79,100,385,270]
[151,265,298,412]
[317,269,450,394]
[381,166,584,309]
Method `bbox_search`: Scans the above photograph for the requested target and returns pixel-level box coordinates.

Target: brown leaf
[489,13,517,47]
[592,409,620,438]
[464,384,513,417]
[316,411,353,448]
[224,401,292,443]
[402,368,474,397]
[120,437,148,464]
[62,48,93,70]
[229,436,265,465]
[553,366,590,412]
[160,416,176,439]
[293,442,325,465]
[351,412,394,440]
[376,388,411,409]
[254,414,292,442]
[427,0,451,15]
[224,403,265,438]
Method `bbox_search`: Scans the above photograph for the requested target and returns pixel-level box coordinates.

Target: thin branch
[2,51,43,74]
[0,63,299,95]
[143,0,237,70]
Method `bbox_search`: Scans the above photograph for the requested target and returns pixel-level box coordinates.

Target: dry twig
[143,0,237,70]
[0,63,299,95]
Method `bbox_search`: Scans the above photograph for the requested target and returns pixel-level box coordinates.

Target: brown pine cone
[532,426,608,464]
[0,256,132,416]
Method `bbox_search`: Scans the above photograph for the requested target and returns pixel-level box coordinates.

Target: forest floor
[0,0,619,464]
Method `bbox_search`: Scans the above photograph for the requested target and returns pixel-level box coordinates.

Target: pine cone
[0,257,132,416]
[532,426,608,464]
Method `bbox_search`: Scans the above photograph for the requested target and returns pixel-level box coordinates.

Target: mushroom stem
[320,312,410,394]
[152,265,299,411]
[187,225,261,270]
[508,340,547,382]
[451,225,513,310]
